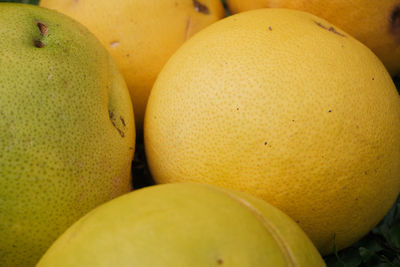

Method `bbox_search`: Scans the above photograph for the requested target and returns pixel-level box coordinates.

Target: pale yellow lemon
[40,0,225,129]
[0,4,134,266]
[144,9,400,255]
[37,183,325,267]
[226,0,400,76]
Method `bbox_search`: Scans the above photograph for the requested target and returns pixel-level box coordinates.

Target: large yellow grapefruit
[144,9,400,254]
[226,0,400,76]
[37,183,325,266]
[0,3,134,266]
[40,0,225,129]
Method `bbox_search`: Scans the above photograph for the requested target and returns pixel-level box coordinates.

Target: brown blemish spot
[109,110,114,117]
[37,22,49,36]
[217,258,224,264]
[33,20,48,48]
[328,110,332,113]
[372,77,375,80]
[314,21,345,37]
[264,142,268,145]
[34,39,45,48]
[390,5,400,40]
[120,116,126,126]
[108,110,125,138]
[113,123,125,137]
[193,0,210,14]
[268,26,272,31]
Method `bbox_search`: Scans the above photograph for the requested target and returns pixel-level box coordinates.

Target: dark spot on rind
[193,0,210,14]
[37,22,49,36]
[34,39,45,48]
[109,110,114,120]
[34,20,48,47]
[328,110,332,113]
[120,116,126,126]
[108,110,125,138]
[314,21,345,37]
[268,26,272,31]
[115,127,125,137]
[390,5,400,41]
[217,258,224,264]
[372,77,375,80]
[264,142,268,145]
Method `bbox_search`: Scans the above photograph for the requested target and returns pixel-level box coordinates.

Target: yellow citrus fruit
[226,0,400,76]
[144,9,400,255]
[0,4,134,266]
[37,183,325,267]
[39,0,225,129]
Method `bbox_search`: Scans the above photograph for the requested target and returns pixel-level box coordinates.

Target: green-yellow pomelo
[37,183,325,267]
[144,9,400,254]
[0,3,135,266]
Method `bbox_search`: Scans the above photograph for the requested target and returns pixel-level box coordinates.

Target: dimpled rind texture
[37,183,325,267]
[0,4,135,266]
[226,0,400,76]
[40,0,225,129]
[144,9,400,255]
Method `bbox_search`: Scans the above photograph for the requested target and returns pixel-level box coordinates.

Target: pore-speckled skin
[37,183,325,266]
[144,9,400,255]
[226,0,400,76]
[40,0,225,129]
[0,4,135,266]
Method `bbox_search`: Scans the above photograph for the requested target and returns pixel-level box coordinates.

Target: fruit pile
[1,1,399,266]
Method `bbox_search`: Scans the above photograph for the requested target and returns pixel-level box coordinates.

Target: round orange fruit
[144,9,400,254]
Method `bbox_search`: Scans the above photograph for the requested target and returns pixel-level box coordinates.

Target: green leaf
[359,247,376,262]
[386,223,400,249]
[326,247,362,267]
